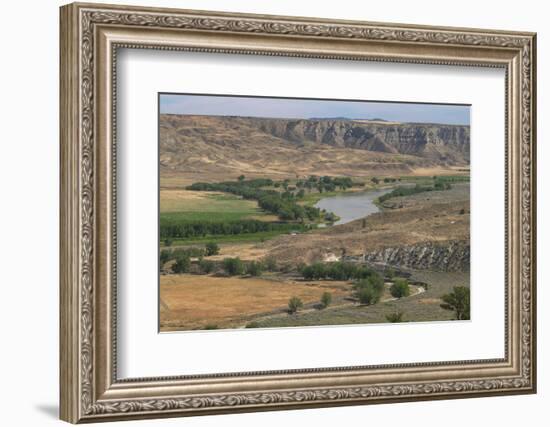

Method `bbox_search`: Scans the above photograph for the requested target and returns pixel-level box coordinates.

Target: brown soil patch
[205,242,268,261]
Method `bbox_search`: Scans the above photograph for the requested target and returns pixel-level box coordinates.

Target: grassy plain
[159,274,350,331]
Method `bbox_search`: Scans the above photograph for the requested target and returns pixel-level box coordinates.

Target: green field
[160,190,274,221]
[160,189,302,244]
[160,211,260,223]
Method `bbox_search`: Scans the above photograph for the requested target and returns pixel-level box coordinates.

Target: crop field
[160,189,276,220]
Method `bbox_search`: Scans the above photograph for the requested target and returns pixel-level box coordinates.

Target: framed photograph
[60,2,537,423]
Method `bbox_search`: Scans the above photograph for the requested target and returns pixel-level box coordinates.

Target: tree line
[377,179,453,204]
[160,218,307,239]
[299,261,378,281]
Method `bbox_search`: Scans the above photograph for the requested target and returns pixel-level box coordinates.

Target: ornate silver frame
[60,2,536,423]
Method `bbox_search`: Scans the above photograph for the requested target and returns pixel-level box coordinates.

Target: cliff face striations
[253,118,470,164]
[159,114,470,181]
[362,240,470,272]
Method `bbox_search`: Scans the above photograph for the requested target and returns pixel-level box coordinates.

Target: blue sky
[160,94,470,125]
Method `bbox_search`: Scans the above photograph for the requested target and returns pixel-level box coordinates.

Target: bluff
[161,114,470,165]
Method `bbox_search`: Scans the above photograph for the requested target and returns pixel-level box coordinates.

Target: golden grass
[159,274,349,331]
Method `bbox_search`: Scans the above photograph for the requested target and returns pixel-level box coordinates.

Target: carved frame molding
[60,2,536,423]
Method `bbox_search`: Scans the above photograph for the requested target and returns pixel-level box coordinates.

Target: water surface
[314,189,392,225]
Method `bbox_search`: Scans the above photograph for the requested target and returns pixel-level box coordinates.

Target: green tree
[440,286,470,320]
[288,296,304,314]
[357,286,381,305]
[164,238,173,247]
[171,254,190,274]
[238,175,245,182]
[390,278,410,298]
[359,273,385,292]
[246,261,264,277]
[223,257,244,276]
[320,292,332,309]
[371,177,380,185]
[355,273,385,305]
[205,242,220,256]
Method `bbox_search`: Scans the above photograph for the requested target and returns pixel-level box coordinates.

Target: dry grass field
[159,274,350,331]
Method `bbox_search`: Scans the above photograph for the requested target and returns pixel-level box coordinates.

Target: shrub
[288,296,304,314]
[172,247,205,258]
[203,324,219,330]
[440,286,470,320]
[245,322,261,328]
[385,267,395,280]
[324,212,337,222]
[159,249,172,266]
[246,261,264,277]
[390,278,410,298]
[223,257,244,276]
[320,292,332,309]
[386,311,405,323]
[164,238,173,247]
[205,242,220,256]
[171,255,190,274]
[198,258,215,274]
[263,257,277,272]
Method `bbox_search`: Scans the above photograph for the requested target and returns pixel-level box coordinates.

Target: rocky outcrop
[362,240,470,272]
[256,118,470,164]
[160,114,470,166]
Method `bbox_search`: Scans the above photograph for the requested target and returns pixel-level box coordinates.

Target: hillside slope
[159,114,470,182]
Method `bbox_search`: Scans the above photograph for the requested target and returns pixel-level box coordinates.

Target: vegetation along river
[314,188,393,225]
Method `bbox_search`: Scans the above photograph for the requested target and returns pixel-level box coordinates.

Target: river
[314,188,392,226]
